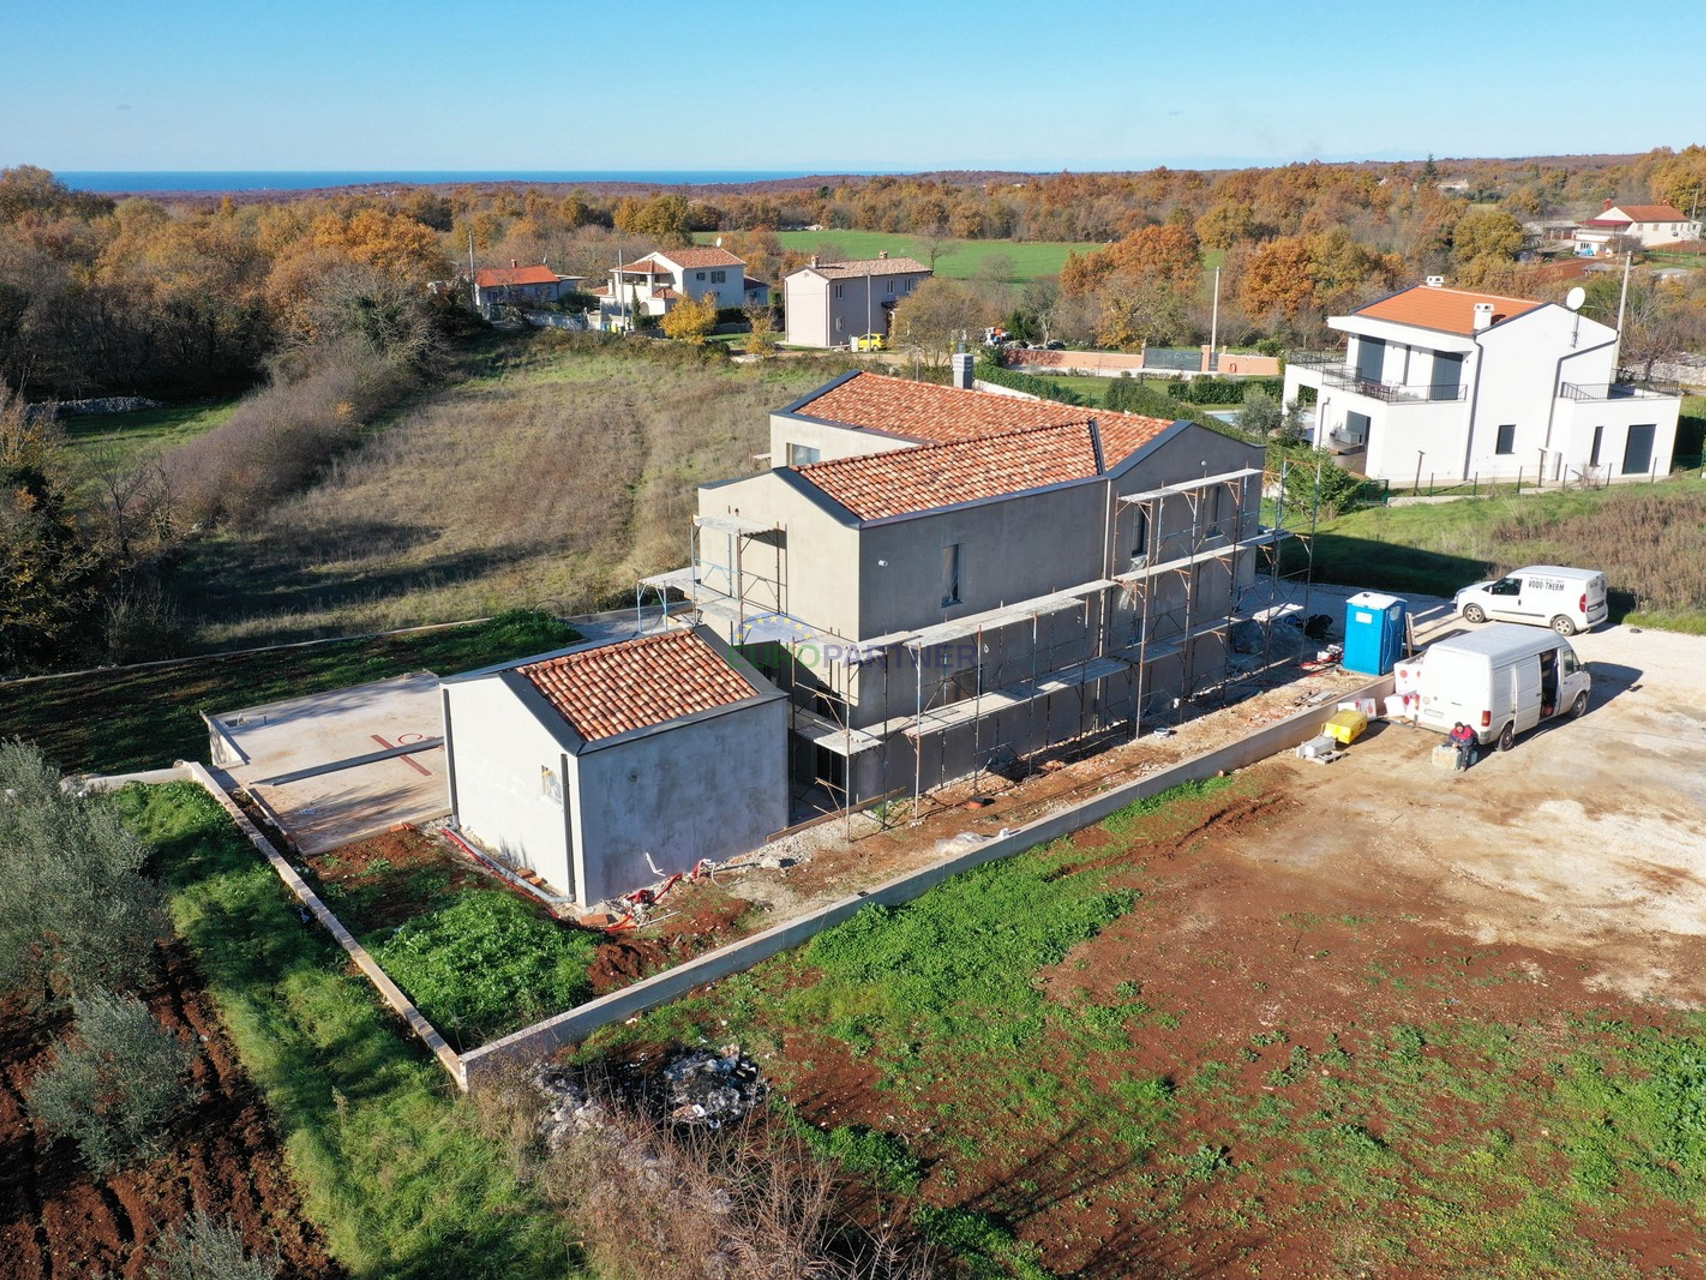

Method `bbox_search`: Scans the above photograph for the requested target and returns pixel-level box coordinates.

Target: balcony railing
[1318,366,1468,403]
[1558,381,1681,402]
[1287,351,1344,369]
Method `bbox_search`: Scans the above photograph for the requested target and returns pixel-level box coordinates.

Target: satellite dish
[715,236,723,247]
[1566,286,1586,312]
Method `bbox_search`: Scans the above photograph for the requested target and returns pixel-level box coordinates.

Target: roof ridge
[794,418,1097,474]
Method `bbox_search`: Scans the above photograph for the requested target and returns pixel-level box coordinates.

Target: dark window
[1590,425,1604,467]
[1131,507,1149,561]
[1431,352,1464,399]
[1354,336,1386,382]
[941,544,961,607]
[1488,578,1521,596]
[1495,424,1516,455]
[1622,423,1656,475]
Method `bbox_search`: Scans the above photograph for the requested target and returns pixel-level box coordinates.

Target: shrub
[1166,376,1283,405]
[0,740,168,998]
[973,359,1092,407]
[142,1209,281,1280]
[26,986,200,1173]
[372,890,597,1046]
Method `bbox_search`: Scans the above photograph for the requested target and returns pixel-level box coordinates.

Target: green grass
[118,781,577,1279]
[1296,474,1706,630]
[0,609,577,775]
[62,400,240,466]
[371,890,596,1049]
[697,230,1106,281]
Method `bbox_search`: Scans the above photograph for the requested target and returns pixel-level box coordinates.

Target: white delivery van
[1453,565,1607,636]
[1416,624,1591,752]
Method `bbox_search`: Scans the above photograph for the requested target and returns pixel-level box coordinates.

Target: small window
[884,279,895,295]
[1495,423,1516,455]
[834,316,844,334]
[941,544,961,607]
[711,270,726,283]
[696,272,706,281]
[833,283,845,300]
[1488,578,1521,596]
[1131,507,1149,561]
[787,442,821,467]
[1589,425,1603,467]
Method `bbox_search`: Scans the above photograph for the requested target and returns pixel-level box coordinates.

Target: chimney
[810,255,819,268]
[511,259,518,268]
[1472,301,1495,332]
[878,250,888,259]
[1603,198,1614,211]
[1425,275,1445,288]
[951,350,975,390]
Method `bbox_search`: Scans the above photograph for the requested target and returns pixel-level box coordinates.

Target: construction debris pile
[535,1044,768,1149]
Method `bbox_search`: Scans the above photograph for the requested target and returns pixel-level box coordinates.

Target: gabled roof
[475,264,560,287]
[623,247,746,273]
[791,256,932,278]
[795,422,1103,520]
[787,371,1174,455]
[1350,285,1545,336]
[516,629,758,743]
[1588,203,1690,226]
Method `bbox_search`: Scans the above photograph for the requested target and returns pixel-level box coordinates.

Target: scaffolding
[639,461,1319,827]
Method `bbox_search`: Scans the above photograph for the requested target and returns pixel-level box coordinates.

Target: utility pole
[1210,265,1221,365]
[1613,250,1633,379]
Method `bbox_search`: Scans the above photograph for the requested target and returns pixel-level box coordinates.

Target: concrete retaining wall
[182,762,463,1081]
[459,673,1393,1090]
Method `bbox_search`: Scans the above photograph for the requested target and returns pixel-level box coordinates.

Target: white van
[1453,565,1607,636]
[1416,624,1591,751]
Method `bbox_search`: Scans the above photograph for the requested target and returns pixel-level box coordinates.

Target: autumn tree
[1450,207,1525,280]
[661,291,719,345]
[1649,146,1706,222]
[1238,236,1316,321]
[891,278,996,368]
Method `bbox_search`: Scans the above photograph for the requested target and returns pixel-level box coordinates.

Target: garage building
[440,625,788,906]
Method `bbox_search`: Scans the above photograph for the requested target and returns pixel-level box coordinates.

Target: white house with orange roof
[640,371,1271,811]
[593,245,768,331]
[440,626,787,905]
[472,261,583,309]
[783,253,933,347]
[1284,280,1681,487]
[1573,201,1701,256]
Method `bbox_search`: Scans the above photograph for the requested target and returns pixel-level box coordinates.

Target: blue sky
[3,0,1701,173]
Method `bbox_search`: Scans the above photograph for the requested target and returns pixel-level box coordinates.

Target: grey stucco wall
[444,677,576,895]
[572,697,789,905]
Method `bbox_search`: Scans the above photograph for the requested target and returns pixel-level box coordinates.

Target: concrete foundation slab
[209,672,450,852]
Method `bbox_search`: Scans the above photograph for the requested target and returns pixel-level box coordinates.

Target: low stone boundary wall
[459,674,1393,1090]
[182,762,463,1081]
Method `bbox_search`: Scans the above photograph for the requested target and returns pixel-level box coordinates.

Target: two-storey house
[1283,281,1681,487]
[1574,201,1701,256]
[594,246,766,331]
[641,372,1271,812]
[783,254,932,347]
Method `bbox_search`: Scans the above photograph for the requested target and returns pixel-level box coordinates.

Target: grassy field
[120,781,579,1280]
[698,230,1106,281]
[578,774,1706,1277]
[1298,472,1706,631]
[0,609,575,776]
[63,400,239,465]
[169,336,838,648]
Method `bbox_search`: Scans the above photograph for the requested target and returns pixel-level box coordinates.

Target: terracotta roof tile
[1353,285,1544,335]
[622,247,746,273]
[518,630,756,742]
[475,264,560,287]
[1590,203,1689,225]
[792,372,1173,460]
[795,422,1106,519]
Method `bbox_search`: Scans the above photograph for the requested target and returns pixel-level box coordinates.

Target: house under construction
[642,367,1295,816]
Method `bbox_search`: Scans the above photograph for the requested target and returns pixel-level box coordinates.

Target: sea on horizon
[58,169,854,193]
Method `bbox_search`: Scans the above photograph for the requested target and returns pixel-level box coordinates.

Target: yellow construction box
[1322,709,1368,746]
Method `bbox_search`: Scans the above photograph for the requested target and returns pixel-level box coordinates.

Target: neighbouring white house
[472,262,584,308]
[592,246,767,331]
[783,253,932,347]
[440,626,788,907]
[1573,201,1702,256]
[1283,281,1683,487]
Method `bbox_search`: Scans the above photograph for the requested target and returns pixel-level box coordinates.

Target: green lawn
[697,230,1106,281]
[0,610,577,776]
[120,781,578,1280]
[62,400,240,466]
[576,773,1706,1277]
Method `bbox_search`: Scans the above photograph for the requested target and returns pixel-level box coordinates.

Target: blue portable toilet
[1342,591,1407,676]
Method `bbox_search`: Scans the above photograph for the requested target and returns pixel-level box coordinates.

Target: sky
[3,0,1702,174]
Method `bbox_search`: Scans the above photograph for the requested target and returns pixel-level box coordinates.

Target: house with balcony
[783,253,933,347]
[594,246,766,331]
[1283,281,1682,487]
[1573,201,1701,256]
[639,368,1272,813]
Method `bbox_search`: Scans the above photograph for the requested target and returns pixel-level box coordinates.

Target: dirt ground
[733,620,1706,1277]
[0,946,343,1280]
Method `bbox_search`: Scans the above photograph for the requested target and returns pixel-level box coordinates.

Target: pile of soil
[0,945,342,1279]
